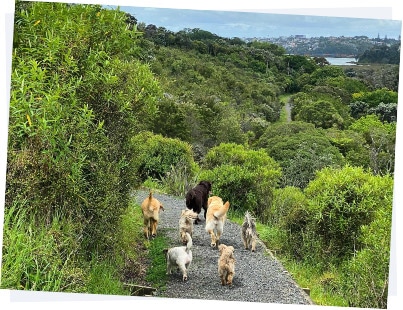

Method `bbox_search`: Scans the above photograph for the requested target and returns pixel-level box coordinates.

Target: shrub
[269,187,310,258]
[7,1,161,258]
[339,206,392,308]
[131,131,198,184]
[257,125,345,188]
[303,165,393,266]
[200,143,281,221]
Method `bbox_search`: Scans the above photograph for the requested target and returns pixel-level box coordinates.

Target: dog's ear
[160,204,164,211]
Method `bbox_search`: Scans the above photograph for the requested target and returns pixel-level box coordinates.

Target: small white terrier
[164,232,193,281]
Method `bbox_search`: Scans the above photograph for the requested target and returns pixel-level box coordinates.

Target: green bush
[339,204,392,308]
[268,187,310,258]
[257,124,345,188]
[131,131,198,184]
[303,165,393,266]
[7,1,161,258]
[200,143,281,220]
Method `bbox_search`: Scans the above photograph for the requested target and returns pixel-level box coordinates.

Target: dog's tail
[185,232,192,252]
[214,201,230,219]
[244,211,256,227]
[148,190,153,200]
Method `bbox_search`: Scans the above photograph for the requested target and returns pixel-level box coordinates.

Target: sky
[0,0,403,309]
[111,5,402,39]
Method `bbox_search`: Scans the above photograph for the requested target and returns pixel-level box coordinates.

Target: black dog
[185,181,212,224]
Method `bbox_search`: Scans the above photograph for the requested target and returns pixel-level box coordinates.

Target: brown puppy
[205,196,230,248]
[218,244,235,286]
[179,209,199,244]
[141,191,164,239]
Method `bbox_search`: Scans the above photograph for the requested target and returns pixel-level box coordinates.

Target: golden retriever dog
[141,191,164,239]
[218,244,235,286]
[163,232,193,281]
[205,196,230,248]
[241,211,258,252]
[179,209,199,245]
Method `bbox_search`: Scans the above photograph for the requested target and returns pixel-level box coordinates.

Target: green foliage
[159,159,201,197]
[145,236,169,289]
[349,115,396,175]
[7,1,161,258]
[86,257,130,296]
[269,187,310,258]
[358,43,401,64]
[200,143,281,220]
[309,66,345,85]
[296,99,344,129]
[339,206,392,308]
[350,88,398,122]
[325,128,370,168]
[352,88,398,108]
[290,87,353,129]
[257,123,345,188]
[1,200,85,293]
[303,165,393,266]
[131,131,197,183]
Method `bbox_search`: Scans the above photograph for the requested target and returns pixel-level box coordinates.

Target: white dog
[179,209,199,244]
[241,211,258,252]
[164,232,193,281]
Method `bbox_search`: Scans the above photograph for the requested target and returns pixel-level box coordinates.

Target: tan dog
[179,209,199,244]
[241,211,258,252]
[205,196,230,248]
[141,191,164,239]
[218,244,235,286]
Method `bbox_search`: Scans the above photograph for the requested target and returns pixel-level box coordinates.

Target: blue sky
[107,5,402,39]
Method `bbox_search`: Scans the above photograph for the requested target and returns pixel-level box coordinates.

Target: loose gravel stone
[134,189,314,305]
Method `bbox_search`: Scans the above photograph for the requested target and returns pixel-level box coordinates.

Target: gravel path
[134,189,313,305]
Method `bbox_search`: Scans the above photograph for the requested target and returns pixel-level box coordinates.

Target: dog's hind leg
[251,237,256,252]
[143,218,150,239]
[207,229,217,247]
[150,218,158,238]
[226,271,234,286]
[219,271,227,285]
[166,256,173,275]
[215,222,224,246]
[177,263,188,281]
[242,236,248,250]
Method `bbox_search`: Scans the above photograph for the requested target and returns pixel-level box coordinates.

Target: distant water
[325,57,357,65]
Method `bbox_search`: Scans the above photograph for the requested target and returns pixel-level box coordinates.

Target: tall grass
[1,199,84,292]
[86,256,130,296]
[1,194,164,295]
[159,160,200,197]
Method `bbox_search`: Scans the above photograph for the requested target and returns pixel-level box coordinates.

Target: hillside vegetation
[1,2,398,308]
